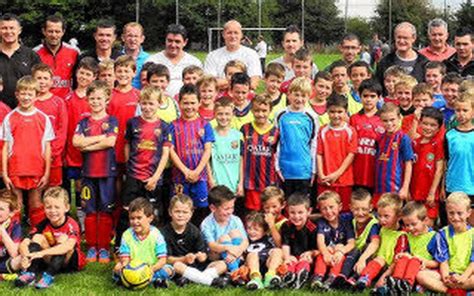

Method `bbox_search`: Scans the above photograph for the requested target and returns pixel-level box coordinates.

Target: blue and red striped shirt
[374,130,414,194]
[125,116,171,181]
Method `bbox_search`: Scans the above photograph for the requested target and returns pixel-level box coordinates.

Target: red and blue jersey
[75,115,118,178]
[170,117,215,183]
[241,122,279,192]
[374,130,414,194]
[125,116,171,181]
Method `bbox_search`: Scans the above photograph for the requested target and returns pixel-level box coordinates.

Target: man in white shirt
[146,24,202,97]
[255,35,267,73]
[204,20,262,90]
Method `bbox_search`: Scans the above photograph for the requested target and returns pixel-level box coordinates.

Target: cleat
[264,274,281,289]
[14,272,36,287]
[86,247,97,263]
[35,272,54,289]
[294,269,309,289]
[246,278,263,290]
[282,271,296,287]
[98,248,110,264]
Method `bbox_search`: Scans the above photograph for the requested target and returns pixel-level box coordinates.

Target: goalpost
[207,27,287,52]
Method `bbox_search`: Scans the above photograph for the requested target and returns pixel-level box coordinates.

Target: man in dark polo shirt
[0,13,40,108]
[445,28,474,79]
[78,19,121,63]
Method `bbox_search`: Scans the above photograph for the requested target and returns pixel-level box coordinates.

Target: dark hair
[351,188,372,202]
[141,61,156,73]
[348,61,371,76]
[147,63,170,82]
[129,197,154,217]
[208,185,235,207]
[425,61,446,75]
[230,72,251,89]
[359,79,383,96]
[0,13,21,26]
[245,211,269,232]
[341,33,360,44]
[283,25,302,41]
[401,201,427,221]
[326,93,348,110]
[179,83,199,102]
[293,47,312,62]
[44,15,65,31]
[420,106,443,127]
[454,27,472,39]
[287,192,310,209]
[442,72,463,85]
[329,60,348,73]
[77,57,99,76]
[95,19,116,33]
[313,71,332,84]
[166,24,188,40]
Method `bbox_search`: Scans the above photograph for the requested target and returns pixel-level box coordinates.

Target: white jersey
[255,41,267,58]
[145,51,202,97]
[204,45,262,78]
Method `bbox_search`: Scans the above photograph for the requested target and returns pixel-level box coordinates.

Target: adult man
[369,33,383,66]
[79,19,121,63]
[34,15,79,98]
[0,13,40,108]
[444,28,474,78]
[419,18,456,62]
[121,22,149,89]
[376,22,428,93]
[204,20,262,90]
[145,24,202,97]
[270,25,318,81]
[339,33,362,65]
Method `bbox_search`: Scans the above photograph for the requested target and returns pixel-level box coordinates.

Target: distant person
[120,22,149,89]
[444,28,474,79]
[255,35,268,73]
[79,19,121,63]
[369,33,383,67]
[420,18,456,62]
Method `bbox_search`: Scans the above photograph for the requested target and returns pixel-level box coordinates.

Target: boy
[182,65,204,86]
[382,66,406,104]
[244,211,284,290]
[0,189,23,275]
[275,77,319,196]
[444,92,474,225]
[401,82,436,140]
[160,194,210,287]
[280,48,314,95]
[65,57,97,219]
[16,187,85,289]
[328,60,362,115]
[98,59,116,90]
[380,202,438,295]
[280,193,317,289]
[393,75,417,116]
[169,84,214,225]
[146,64,180,123]
[0,75,11,187]
[348,61,372,103]
[317,94,358,211]
[197,75,218,121]
[32,63,68,187]
[261,186,287,247]
[350,80,384,192]
[72,80,118,264]
[241,95,279,211]
[425,61,446,108]
[311,191,356,291]
[410,107,444,226]
[263,62,286,120]
[219,60,247,96]
[228,73,254,129]
[374,103,414,203]
[1,76,54,228]
[417,193,474,294]
[440,73,463,125]
[200,186,249,276]
[308,71,332,126]
[113,197,173,288]
[353,193,407,291]
[208,97,243,196]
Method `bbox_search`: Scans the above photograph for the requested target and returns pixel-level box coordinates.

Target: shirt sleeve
[119,235,131,257]
[162,122,172,147]
[400,134,414,162]
[155,232,167,258]
[74,119,86,136]
[427,234,438,259]
[281,223,290,246]
[43,114,55,142]
[9,222,22,243]
[368,223,381,241]
[203,122,215,144]
[169,122,177,148]
[316,131,324,155]
[434,229,450,263]
[0,113,12,142]
[349,127,358,154]
[200,219,216,244]
[194,226,208,253]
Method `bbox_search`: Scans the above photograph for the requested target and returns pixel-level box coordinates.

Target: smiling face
[87,89,108,114]
[129,209,154,236]
[446,202,471,232]
[339,39,361,64]
[314,78,333,101]
[288,90,310,111]
[293,59,312,78]
[43,196,69,227]
[179,93,199,120]
[318,198,341,224]
[381,110,401,134]
[395,86,412,109]
[350,66,370,91]
[287,204,311,229]
[265,74,284,95]
[16,88,37,112]
[214,105,233,128]
[140,97,159,120]
[165,33,187,58]
[199,84,217,108]
[115,65,135,87]
[149,74,169,92]
[169,201,193,229]
[94,27,116,51]
[42,20,64,48]
[412,93,433,109]
[99,69,115,89]
[395,26,416,54]
[428,26,448,50]
[384,75,398,96]
[246,221,265,242]
[223,22,242,50]
[33,70,53,95]
[252,102,271,126]
[377,205,398,229]
[262,196,285,217]
[425,68,443,91]
[402,213,427,236]
[76,67,96,89]
[350,198,373,225]
[441,82,460,106]
[211,199,235,224]
[122,25,145,52]
[455,100,474,126]
[230,83,250,108]
[0,19,21,45]
[328,105,346,127]
[420,116,440,139]
[282,32,304,56]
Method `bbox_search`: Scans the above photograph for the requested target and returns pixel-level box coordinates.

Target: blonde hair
[446,192,471,211]
[98,59,115,73]
[224,60,247,75]
[261,186,285,204]
[377,192,403,214]
[197,75,218,91]
[16,75,38,92]
[401,201,427,221]
[0,189,18,212]
[123,22,144,35]
[252,94,273,110]
[86,80,111,99]
[412,82,433,99]
[140,85,163,104]
[114,55,136,72]
[289,77,312,96]
[183,65,204,78]
[169,193,194,211]
[43,187,69,206]
[456,91,474,109]
[380,102,401,116]
[317,190,341,204]
[394,75,417,92]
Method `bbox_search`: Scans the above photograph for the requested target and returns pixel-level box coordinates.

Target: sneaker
[354,277,369,292]
[370,286,390,296]
[385,276,397,290]
[35,272,54,289]
[86,247,97,263]
[294,269,309,289]
[397,279,411,296]
[323,275,335,289]
[0,273,18,281]
[282,271,296,287]
[331,275,348,289]
[98,248,110,264]
[153,278,168,288]
[246,278,264,290]
[310,275,325,290]
[263,274,281,289]
[14,272,36,287]
[211,275,230,288]
[175,276,190,287]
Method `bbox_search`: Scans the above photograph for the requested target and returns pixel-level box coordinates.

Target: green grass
[0,262,370,295]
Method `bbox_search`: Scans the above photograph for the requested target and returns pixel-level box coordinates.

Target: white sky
[335,0,464,19]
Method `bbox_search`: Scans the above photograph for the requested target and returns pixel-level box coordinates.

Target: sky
[335,0,465,19]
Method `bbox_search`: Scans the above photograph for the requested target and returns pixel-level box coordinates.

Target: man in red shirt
[419,19,456,62]
[34,15,79,99]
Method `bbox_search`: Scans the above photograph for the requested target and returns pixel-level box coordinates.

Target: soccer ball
[120,260,153,290]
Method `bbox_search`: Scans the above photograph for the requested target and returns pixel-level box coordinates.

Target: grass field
[0,261,370,295]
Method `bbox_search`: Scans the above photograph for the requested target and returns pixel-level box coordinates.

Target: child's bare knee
[228,230,242,239]
[173,262,187,274]
[31,234,48,246]
[217,234,231,243]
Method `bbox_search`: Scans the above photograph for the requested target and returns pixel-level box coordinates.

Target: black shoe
[232,278,246,287]
[386,276,397,290]
[353,278,368,292]
[294,269,309,289]
[370,286,390,296]
[397,279,411,296]
[153,278,168,288]
[175,276,190,287]
[211,276,230,288]
[282,272,296,287]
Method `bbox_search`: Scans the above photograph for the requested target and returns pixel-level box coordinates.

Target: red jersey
[32,216,85,270]
[0,102,11,176]
[280,78,316,99]
[198,106,214,121]
[107,88,140,163]
[1,108,54,177]
[384,96,399,105]
[402,114,446,141]
[350,112,385,188]
[65,91,91,167]
[411,133,445,201]
[35,95,68,168]
[34,43,79,99]
[317,123,358,186]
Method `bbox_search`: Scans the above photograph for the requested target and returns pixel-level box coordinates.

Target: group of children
[0,36,472,293]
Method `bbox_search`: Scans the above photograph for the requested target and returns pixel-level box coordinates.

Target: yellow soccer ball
[120,260,152,290]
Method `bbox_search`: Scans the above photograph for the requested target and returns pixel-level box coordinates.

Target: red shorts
[11,176,40,190]
[49,167,62,186]
[245,190,262,211]
[317,185,352,212]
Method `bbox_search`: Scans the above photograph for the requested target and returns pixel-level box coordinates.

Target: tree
[346,18,372,45]
[455,0,474,33]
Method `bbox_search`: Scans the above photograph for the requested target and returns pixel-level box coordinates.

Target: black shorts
[62,250,81,273]
[0,256,14,273]
[121,176,163,220]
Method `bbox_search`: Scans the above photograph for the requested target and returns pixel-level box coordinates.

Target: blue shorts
[81,177,115,213]
[66,167,82,180]
[174,181,208,208]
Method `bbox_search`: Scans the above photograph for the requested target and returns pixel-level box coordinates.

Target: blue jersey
[200,214,247,244]
[317,216,355,246]
[444,128,474,195]
[275,107,319,180]
[440,106,455,126]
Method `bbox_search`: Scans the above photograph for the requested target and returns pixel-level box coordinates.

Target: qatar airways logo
[247,144,271,157]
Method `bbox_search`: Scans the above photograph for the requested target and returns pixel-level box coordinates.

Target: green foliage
[346,18,372,44]
[455,0,474,32]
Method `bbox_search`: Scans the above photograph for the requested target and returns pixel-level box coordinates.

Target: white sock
[202,267,219,279]
[183,267,214,286]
